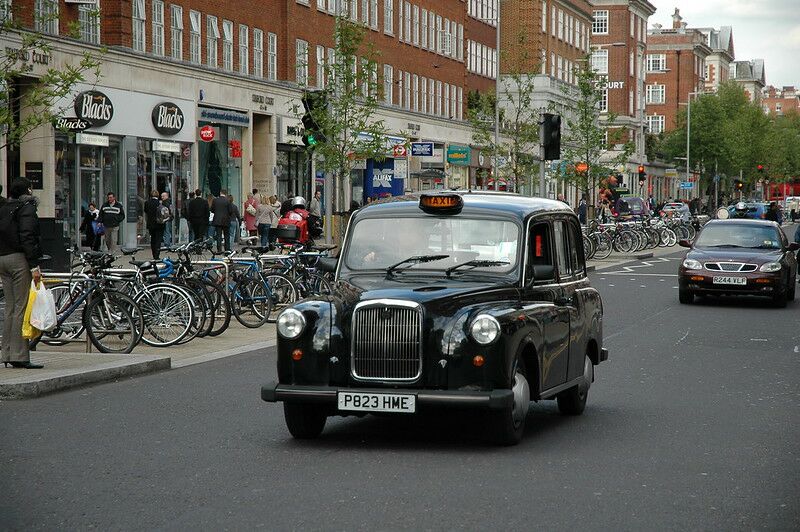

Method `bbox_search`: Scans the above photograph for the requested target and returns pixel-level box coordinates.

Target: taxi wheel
[678,289,694,304]
[557,355,592,416]
[490,358,529,446]
[283,403,327,439]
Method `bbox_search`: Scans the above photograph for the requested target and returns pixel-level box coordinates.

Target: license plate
[713,276,747,285]
[337,392,416,413]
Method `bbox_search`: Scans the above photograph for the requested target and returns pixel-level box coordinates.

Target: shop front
[446,144,470,189]
[276,143,311,201]
[197,106,249,205]
[53,87,195,248]
[414,143,445,191]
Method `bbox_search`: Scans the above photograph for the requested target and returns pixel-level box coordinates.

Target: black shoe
[8,361,44,369]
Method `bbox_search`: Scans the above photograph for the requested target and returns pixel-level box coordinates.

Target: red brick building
[644,9,710,134]
[589,0,655,181]
[762,86,800,116]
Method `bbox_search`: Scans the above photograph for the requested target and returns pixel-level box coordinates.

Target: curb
[0,355,171,400]
[633,252,654,260]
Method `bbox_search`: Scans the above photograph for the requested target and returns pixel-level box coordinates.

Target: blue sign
[411,142,434,157]
[363,158,404,202]
[679,181,694,189]
[713,174,720,183]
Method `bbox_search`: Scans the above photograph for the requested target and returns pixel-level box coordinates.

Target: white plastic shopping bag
[29,281,57,332]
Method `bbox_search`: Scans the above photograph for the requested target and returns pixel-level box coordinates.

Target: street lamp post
[685,90,702,201]
[493,1,500,191]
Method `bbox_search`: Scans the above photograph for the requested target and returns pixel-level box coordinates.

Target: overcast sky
[649,0,800,88]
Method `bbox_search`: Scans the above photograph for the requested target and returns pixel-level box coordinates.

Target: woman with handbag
[0,177,44,369]
[244,193,259,237]
[79,202,101,251]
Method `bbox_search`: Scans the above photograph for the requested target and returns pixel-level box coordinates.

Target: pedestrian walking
[80,202,101,251]
[255,194,272,247]
[182,191,194,242]
[187,189,210,243]
[144,190,166,260]
[99,192,125,252]
[160,191,173,247]
[577,195,588,225]
[228,194,242,246]
[211,190,233,252]
[244,193,259,237]
[0,177,44,369]
[267,195,281,244]
[308,189,323,239]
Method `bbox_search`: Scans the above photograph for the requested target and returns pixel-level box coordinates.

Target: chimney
[672,8,682,30]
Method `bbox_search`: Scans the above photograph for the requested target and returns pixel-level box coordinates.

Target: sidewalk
[0,321,277,399]
[587,244,682,272]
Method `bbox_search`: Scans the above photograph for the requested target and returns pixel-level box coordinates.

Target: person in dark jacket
[211,190,233,252]
[143,190,165,259]
[228,194,241,246]
[99,192,125,253]
[186,188,210,244]
[160,191,173,247]
[79,202,101,251]
[0,177,44,369]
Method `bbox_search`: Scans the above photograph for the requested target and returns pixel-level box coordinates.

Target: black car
[678,219,798,307]
[261,192,608,445]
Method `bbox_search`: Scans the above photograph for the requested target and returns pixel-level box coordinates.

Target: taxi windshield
[694,223,782,249]
[344,216,520,274]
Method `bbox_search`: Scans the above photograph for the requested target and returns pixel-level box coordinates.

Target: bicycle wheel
[83,295,138,354]
[135,283,195,347]
[264,273,298,323]
[40,282,86,346]
[200,279,232,337]
[592,233,613,260]
[232,277,272,328]
[302,273,333,298]
[175,279,213,344]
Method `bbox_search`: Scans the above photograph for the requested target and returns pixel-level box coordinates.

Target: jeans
[149,226,165,260]
[229,221,238,246]
[0,253,32,363]
[104,226,119,252]
[214,225,230,252]
[258,223,271,247]
[163,221,172,247]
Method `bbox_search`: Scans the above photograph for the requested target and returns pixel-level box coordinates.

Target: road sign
[679,181,693,189]
[713,174,720,183]
[410,142,434,157]
[392,144,407,157]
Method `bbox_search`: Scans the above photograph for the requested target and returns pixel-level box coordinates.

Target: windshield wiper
[445,260,510,278]
[706,244,744,248]
[385,254,449,278]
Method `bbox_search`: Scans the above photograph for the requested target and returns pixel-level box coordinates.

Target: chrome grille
[704,262,757,273]
[351,300,422,382]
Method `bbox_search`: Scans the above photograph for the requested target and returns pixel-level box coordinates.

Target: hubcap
[511,370,530,428]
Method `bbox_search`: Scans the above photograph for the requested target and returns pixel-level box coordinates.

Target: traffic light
[735,180,744,191]
[616,173,624,186]
[542,113,561,161]
[301,90,327,148]
[757,164,764,173]
[638,165,646,185]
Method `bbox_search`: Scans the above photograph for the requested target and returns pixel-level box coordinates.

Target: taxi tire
[283,403,327,439]
[678,289,694,304]
[557,354,592,416]
[489,358,529,446]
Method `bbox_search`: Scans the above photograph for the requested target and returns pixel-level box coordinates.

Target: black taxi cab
[261,191,608,445]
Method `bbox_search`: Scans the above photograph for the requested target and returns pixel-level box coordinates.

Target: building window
[253,29,263,77]
[412,73,419,111]
[551,6,556,37]
[645,84,665,104]
[170,5,183,60]
[646,115,665,134]
[404,71,411,109]
[222,20,233,70]
[457,24,463,61]
[428,11,436,51]
[599,88,608,112]
[34,0,58,34]
[557,9,563,40]
[450,84,456,118]
[592,10,608,35]
[327,0,335,13]
[421,8,428,48]
[316,45,325,88]
[590,49,608,74]
[428,78,434,114]
[646,54,666,72]
[132,0,145,50]
[541,1,546,32]
[457,86,463,120]
[151,0,164,56]
[239,25,249,74]
[371,0,378,29]
[404,2,411,43]
[550,51,555,77]
[629,51,634,76]
[206,15,219,68]
[361,0,369,24]
[383,64,393,104]
[444,82,450,117]
[79,4,100,44]
[296,39,309,84]
[189,10,201,64]
[267,33,277,80]
[420,75,427,113]
[384,0,393,34]
[436,80,442,115]
[397,69,403,106]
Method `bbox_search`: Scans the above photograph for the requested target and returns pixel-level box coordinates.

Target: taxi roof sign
[419,194,464,213]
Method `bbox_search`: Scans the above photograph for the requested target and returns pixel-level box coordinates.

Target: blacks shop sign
[52,116,90,132]
[74,90,114,127]
[151,101,185,136]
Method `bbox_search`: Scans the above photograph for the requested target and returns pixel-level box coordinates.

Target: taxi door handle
[554,296,573,306]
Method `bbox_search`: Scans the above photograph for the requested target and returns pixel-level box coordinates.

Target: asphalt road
[1,251,798,531]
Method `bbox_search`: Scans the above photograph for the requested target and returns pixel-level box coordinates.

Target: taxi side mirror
[678,239,692,248]
[788,242,800,252]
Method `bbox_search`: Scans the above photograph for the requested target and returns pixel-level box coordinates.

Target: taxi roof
[354,190,575,220]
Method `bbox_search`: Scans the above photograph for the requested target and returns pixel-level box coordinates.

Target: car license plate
[337,392,416,413]
[713,276,747,285]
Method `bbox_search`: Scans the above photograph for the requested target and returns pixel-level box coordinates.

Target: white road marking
[605,273,680,277]
[794,346,799,353]
[608,284,615,287]
[640,285,647,288]
[750,338,768,342]
[675,328,691,345]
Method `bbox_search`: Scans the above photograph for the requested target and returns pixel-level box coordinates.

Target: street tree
[556,63,633,206]
[293,15,391,238]
[0,2,102,151]
[468,34,541,192]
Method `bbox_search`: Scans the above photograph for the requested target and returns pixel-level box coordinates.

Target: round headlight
[469,314,501,345]
[759,262,782,272]
[682,259,702,270]
[277,308,306,339]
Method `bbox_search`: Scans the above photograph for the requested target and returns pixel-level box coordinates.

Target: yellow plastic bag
[21,281,41,340]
